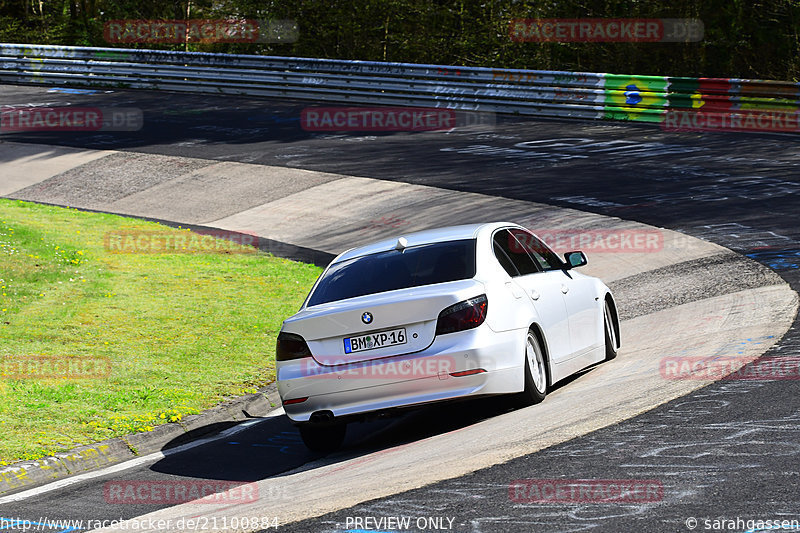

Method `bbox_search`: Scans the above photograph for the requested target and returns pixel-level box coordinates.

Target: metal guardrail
[1,43,799,127]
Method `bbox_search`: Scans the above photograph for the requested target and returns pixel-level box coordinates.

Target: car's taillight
[435,294,488,335]
[283,397,308,405]
[276,332,312,361]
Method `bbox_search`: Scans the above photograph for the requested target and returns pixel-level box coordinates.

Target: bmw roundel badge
[361,312,373,324]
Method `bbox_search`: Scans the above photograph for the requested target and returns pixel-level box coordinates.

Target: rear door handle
[530,290,540,300]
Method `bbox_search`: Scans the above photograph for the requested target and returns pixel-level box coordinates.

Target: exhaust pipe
[310,410,335,424]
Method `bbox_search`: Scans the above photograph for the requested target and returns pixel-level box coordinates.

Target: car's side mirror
[564,251,587,269]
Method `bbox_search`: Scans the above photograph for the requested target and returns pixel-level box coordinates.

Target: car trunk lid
[283,279,485,365]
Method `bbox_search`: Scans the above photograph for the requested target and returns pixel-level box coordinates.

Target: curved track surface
[0,84,799,532]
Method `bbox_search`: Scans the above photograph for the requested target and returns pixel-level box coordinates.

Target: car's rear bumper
[277,325,524,423]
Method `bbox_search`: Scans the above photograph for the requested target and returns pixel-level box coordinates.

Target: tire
[603,300,619,361]
[298,422,346,452]
[515,330,548,406]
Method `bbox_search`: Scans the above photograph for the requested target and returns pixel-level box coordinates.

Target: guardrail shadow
[0,87,500,152]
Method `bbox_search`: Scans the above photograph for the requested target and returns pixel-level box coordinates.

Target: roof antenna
[394,237,408,251]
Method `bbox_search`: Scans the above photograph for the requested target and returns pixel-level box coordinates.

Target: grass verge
[0,198,321,464]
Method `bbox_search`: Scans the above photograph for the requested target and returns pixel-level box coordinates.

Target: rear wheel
[515,330,548,406]
[603,300,618,361]
[298,422,346,452]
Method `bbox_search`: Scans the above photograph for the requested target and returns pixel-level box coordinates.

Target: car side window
[510,228,563,271]
[493,229,539,276]
[493,240,519,276]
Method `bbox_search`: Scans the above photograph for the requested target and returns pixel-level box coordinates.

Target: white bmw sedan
[277,222,620,451]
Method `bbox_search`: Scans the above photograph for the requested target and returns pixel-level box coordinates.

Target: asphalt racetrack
[0,84,799,532]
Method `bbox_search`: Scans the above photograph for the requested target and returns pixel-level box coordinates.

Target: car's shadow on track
[149,415,323,481]
[149,369,593,483]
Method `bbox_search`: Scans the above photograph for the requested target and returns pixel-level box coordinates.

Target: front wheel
[603,300,618,361]
[298,422,346,452]
[515,330,548,406]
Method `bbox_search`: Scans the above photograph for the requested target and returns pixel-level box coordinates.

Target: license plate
[344,328,407,354]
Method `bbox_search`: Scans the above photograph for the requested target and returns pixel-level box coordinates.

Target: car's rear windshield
[306,239,477,306]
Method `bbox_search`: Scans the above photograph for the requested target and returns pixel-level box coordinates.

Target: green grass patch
[0,198,321,465]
